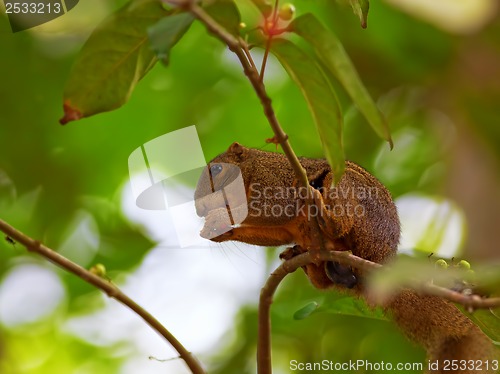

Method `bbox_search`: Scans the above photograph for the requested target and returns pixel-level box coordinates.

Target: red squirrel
[194,142,498,373]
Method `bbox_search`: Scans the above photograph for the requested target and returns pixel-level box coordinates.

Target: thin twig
[277,250,500,309]
[271,0,280,26]
[0,218,206,374]
[239,36,257,70]
[423,282,500,310]
[259,36,273,82]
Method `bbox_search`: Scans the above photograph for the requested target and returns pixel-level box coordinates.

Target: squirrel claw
[279,245,304,261]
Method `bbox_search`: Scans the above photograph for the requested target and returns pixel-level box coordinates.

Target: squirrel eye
[210,164,223,177]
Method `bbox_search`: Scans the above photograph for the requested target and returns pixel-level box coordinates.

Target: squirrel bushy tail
[386,290,498,374]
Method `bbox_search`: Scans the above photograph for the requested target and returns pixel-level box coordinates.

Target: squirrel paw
[324,261,357,288]
[279,245,305,261]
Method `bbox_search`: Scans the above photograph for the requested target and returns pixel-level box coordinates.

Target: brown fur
[388,291,497,373]
[195,142,497,371]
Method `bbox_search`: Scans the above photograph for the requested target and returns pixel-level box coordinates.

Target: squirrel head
[194,142,249,218]
[213,142,247,163]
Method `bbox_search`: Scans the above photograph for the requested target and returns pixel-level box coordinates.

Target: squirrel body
[194,143,399,277]
[195,142,497,372]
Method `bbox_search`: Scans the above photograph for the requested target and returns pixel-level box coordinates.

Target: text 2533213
[5,2,62,14]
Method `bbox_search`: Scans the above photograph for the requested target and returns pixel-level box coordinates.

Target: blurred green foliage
[1,0,500,373]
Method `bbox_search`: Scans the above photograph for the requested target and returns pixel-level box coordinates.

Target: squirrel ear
[229,142,244,156]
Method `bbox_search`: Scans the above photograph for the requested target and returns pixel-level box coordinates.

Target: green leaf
[270,39,345,181]
[349,0,370,29]
[249,0,272,17]
[60,0,169,125]
[458,307,500,344]
[148,12,194,65]
[291,13,393,148]
[149,0,238,65]
[293,301,320,320]
[323,296,387,320]
[205,0,242,37]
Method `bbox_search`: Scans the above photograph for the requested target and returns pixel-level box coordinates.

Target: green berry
[435,259,448,269]
[457,260,471,270]
[90,263,107,277]
[278,3,296,21]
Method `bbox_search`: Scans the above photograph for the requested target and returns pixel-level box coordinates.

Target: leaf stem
[259,0,279,82]
[239,36,257,69]
[259,35,273,82]
[0,218,206,374]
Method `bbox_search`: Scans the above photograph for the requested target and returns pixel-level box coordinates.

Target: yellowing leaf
[60,0,169,124]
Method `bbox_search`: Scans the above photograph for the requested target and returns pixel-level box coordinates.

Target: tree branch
[257,250,381,374]
[422,282,500,310]
[258,250,500,374]
[258,251,314,374]
[0,218,206,374]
